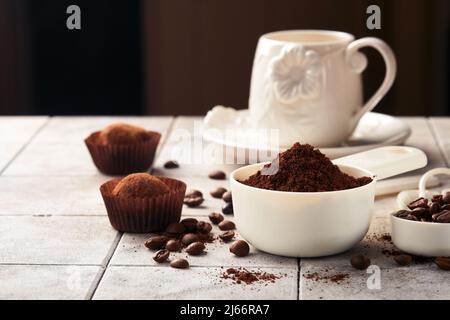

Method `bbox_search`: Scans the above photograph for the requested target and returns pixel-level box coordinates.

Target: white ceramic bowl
[391,212,450,257]
[230,163,376,257]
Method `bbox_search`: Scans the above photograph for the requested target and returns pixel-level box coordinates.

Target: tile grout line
[85,232,123,300]
[0,262,296,270]
[86,117,176,300]
[0,116,51,176]
[0,262,102,267]
[427,118,450,167]
[107,264,297,269]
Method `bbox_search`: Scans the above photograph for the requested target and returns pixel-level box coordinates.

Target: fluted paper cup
[85,130,161,175]
[100,176,186,233]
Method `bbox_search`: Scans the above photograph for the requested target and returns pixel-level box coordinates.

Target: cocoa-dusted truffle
[112,173,170,198]
[99,123,150,145]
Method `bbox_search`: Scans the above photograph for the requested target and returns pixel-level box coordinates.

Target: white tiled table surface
[0,116,449,300]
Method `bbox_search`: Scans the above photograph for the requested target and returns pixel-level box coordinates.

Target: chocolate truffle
[112,173,170,198]
[99,123,149,145]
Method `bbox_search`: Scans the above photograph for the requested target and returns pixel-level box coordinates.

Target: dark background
[0,0,449,116]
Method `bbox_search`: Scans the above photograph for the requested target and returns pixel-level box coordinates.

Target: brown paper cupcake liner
[100,176,186,233]
[85,131,161,175]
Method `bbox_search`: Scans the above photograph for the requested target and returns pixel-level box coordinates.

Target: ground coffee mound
[242,143,372,192]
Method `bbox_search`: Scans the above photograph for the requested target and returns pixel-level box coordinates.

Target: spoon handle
[333,146,427,180]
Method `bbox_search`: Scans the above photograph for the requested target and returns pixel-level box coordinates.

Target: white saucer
[203,110,411,161]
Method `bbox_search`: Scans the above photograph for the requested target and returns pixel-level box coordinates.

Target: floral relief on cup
[270,45,323,104]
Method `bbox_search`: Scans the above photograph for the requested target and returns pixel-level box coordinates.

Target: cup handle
[418,168,450,198]
[345,37,397,127]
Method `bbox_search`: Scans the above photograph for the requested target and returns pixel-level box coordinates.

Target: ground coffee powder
[242,143,372,192]
[220,268,281,285]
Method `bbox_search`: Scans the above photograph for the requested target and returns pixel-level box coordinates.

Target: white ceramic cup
[230,146,426,257]
[392,167,450,257]
[249,30,397,148]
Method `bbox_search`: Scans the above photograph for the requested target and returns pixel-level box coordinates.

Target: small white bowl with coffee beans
[392,168,450,257]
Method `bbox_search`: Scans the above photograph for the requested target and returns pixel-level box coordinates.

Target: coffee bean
[435,257,450,270]
[164,160,179,169]
[144,235,168,250]
[180,218,198,232]
[153,249,170,263]
[196,232,213,242]
[197,221,212,234]
[222,202,233,215]
[165,223,186,235]
[222,190,232,203]
[186,242,205,255]
[443,192,450,204]
[218,220,235,231]
[350,254,371,270]
[430,202,441,214]
[432,194,444,204]
[432,211,445,221]
[394,210,409,218]
[208,212,224,225]
[436,210,450,223]
[394,254,413,266]
[208,170,226,180]
[165,239,182,252]
[185,189,203,198]
[441,204,450,211]
[219,230,235,242]
[181,233,199,246]
[407,197,428,210]
[405,214,419,221]
[184,196,204,207]
[210,187,227,199]
[170,258,189,269]
[230,240,250,257]
[410,207,429,219]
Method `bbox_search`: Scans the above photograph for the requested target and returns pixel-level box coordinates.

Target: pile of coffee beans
[152,175,253,272]
[144,216,250,269]
[144,218,214,268]
[393,193,450,223]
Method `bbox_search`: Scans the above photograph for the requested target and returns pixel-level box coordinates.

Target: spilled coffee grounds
[242,143,372,192]
[303,271,349,284]
[220,268,282,285]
